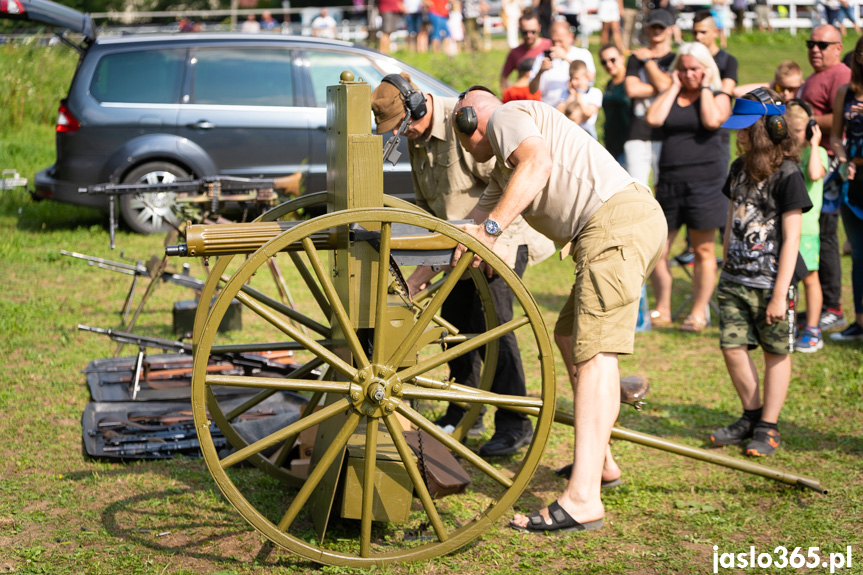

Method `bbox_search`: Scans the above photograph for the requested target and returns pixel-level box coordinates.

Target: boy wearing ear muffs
[710,89,813,457]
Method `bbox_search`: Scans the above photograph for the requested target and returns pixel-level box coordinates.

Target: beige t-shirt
[410,95,555,267]
[479,100,636,245]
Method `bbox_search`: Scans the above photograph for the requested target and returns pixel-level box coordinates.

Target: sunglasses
[520,28,539,35]
[806,40,839,50]
[774,82,801,93]
[600,57,618,66]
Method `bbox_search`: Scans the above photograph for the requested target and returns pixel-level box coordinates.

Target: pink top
[799,63,851,153]
[501,39,552,79]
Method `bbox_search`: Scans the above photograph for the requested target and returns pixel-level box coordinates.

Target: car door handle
[188,120,215,130]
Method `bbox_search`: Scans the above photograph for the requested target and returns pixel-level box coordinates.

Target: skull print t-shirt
[721,158,812,290]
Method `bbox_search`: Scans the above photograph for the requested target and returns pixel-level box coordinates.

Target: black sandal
[509,501,603,533]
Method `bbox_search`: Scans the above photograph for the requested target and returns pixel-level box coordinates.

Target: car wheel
[120,162,189,234]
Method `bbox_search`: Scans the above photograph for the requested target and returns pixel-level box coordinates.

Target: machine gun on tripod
[80,172,302,249]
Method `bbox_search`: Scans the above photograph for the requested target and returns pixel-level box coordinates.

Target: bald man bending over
[451,89,666,533]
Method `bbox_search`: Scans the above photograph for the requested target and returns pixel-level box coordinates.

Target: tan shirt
[410,95,555,267]
[480,100,636,245]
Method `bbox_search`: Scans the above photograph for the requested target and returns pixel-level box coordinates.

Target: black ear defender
[750,87,789,144]
[786,97,816,141]
[454,85,496,136]
[382,74,427,121]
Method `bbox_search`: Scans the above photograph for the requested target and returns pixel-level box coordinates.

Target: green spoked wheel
[193,195,499,486]
[190,208,555,566]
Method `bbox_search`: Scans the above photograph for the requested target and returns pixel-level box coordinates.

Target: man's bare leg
[554,332,621,482]
[512,351,619,528]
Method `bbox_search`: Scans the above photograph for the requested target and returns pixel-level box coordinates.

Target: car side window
[90,49,185,104]
[306,51,385,107]
[191,48,294,107]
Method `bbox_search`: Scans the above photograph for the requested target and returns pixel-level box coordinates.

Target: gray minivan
[2,0,457,233]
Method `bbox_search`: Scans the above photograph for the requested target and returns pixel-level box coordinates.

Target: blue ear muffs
[749,87,789,144]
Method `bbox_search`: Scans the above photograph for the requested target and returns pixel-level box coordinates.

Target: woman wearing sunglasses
[599,43,631,165]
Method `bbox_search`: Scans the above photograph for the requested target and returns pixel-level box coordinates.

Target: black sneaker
[745,426,781,457]
[710,417,754,446]
[819,308,848,331]
[830,322,863,341]
[479,421,533,457]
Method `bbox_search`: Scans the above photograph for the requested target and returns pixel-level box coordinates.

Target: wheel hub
[149,191,170,209]
[351,365,401,418]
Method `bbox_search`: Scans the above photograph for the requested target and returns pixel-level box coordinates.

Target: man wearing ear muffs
[452,92,666,533]
[371,73,555,456]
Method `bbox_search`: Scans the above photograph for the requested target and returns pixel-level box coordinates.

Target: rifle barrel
[61,250,143,273]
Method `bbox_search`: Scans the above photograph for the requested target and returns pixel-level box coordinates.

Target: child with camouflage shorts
[710,89,813,457]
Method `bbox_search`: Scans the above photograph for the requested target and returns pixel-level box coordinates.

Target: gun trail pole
[549,409,825,493]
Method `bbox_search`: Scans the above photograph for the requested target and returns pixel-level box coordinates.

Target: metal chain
[415,429,432,495]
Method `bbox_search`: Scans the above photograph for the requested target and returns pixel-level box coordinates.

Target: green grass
[0,32,862,574]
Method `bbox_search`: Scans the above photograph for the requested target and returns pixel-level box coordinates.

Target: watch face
[484,219,501,236]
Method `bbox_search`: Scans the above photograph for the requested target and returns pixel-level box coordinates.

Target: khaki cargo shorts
[554,185,667,364]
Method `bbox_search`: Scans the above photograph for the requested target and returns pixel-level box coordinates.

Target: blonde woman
[646,42,731,331]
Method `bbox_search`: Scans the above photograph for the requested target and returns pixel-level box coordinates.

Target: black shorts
[655,173,728,231]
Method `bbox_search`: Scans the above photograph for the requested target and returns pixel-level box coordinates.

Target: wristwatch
[482,218,503,237]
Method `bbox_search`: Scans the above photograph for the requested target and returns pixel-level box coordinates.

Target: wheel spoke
[206,373,352,394]
[382,414,449,543]
[371,223,392,365]
[301,237,371,370]
[400,383,543,409]
[288,251,332,318]
[397,316,530,382]
[234,289,356,380]
[220,398,352,469]
[411,303,460,335]
[277,410,361,531]
[386,251,474,368]
[360,416,379,558]
[266,257,311,339]
[222,358,324,421]
[411,276,445,303]
[396,402,512,488]
[222,274,330,337]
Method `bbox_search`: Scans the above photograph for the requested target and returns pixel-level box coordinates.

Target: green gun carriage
[167,72,824,568]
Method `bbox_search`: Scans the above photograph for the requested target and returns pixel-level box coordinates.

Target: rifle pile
[72,253,309,461]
